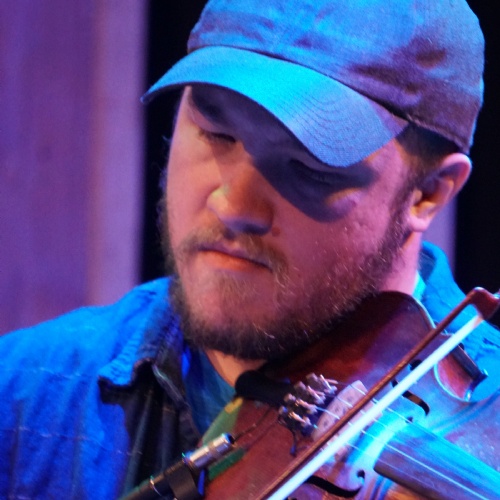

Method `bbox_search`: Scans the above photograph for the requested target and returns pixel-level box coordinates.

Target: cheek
[165,150,198,248]
[166,137,217,243]
[283,204,392,272]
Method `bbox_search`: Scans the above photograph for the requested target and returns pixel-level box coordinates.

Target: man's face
[165,85,413,360]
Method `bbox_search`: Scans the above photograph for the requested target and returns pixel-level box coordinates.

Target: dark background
[141,1,500,324]
[141,1,208,281]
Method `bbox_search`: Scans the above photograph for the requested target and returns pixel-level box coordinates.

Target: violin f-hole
[391,363,431,417]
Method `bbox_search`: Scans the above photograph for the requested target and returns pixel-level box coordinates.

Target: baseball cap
[143,0,485,167]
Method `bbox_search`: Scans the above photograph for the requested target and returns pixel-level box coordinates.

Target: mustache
[174,225,288,274]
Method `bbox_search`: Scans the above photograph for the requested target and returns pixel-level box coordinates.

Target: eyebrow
[187,89,227,126]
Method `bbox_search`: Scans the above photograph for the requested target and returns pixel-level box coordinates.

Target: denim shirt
[0,279,201,499]
[0,242,498,499]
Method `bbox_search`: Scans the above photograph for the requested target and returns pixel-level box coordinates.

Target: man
[1,0,498,498]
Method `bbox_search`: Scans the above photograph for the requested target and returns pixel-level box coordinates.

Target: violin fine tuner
[279,374,339,435]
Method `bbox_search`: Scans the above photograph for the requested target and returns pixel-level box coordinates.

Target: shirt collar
[97,278,183,389]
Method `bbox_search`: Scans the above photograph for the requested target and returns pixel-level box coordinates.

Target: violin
[122,288,500,499]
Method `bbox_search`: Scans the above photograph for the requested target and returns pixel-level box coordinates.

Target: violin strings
[226,378,489,497]
[312,387,489,499]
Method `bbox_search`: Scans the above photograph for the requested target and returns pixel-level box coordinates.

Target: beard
[163,198,409,362]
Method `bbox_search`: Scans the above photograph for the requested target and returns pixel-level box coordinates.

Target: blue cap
[144,0,484,167]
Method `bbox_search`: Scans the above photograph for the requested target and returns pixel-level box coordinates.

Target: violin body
[204,292,500,499]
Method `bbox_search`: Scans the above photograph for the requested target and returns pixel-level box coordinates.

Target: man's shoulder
[0,278,171,377]
[420,242,500,371]
[0,278,174,497]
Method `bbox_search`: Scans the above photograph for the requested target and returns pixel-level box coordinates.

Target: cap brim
[143,46,408,167]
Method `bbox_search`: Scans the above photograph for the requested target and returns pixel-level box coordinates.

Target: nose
[206,161,274,235]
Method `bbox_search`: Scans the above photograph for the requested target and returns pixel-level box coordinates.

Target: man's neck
[380,233,422,295]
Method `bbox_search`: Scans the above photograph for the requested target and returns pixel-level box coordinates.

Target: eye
[198,128,236,145]
[289,159,340,186]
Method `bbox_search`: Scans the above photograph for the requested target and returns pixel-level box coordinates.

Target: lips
[198,242,271,270]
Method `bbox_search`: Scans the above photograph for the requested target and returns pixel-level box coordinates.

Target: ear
[408,153,471,233]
